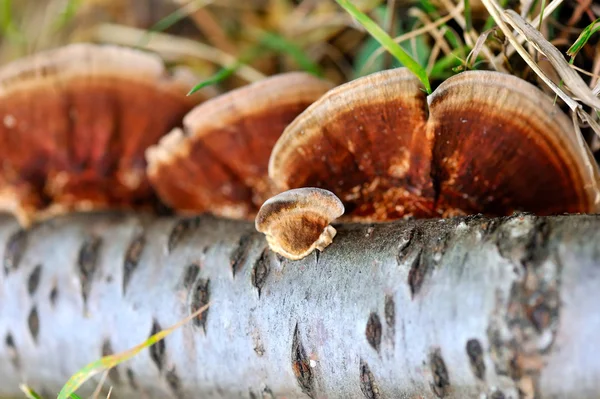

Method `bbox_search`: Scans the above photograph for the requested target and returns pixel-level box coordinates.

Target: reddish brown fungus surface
[269,68,600,221]
[146,72,334,220]
[0,43,206,226]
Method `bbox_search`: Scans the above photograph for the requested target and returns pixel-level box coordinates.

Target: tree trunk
[0,212,598,399]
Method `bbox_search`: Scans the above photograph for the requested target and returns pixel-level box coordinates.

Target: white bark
[0,212,598,398]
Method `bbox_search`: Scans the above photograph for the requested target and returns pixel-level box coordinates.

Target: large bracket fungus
[269,68,600,221]
[0,43,209,226]
[146,72,334,220]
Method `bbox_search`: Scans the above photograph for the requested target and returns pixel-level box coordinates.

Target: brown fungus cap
[146,72,334,220]
[255,187,344,260]
[269,68,600,221]
[0,43,208,226]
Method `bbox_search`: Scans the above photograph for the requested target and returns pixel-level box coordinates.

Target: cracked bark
[0,212,598,399]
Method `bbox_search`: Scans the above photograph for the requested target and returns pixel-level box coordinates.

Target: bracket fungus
[146,72,334,220]
[0,43,208,226]
[269,68,600,221]
[255,187,344,260]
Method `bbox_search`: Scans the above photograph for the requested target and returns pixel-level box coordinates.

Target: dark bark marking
[49,283,58,307]
[430,230,450,265]
[275,253,286,264]
[407,249,425,298]
[168,218,200,253]
[27,264,42,296]
[102,339,121,384]
[291,323,316,398]
[464,214,499,239]
[182,263,200,290]
[28,306,40,343]
[466,338,486,380]
[365,312,382,353]
[123,233,145,295]
[252,248,270,298]
[78,236,102,308]
[495,213,536,261]
[397,226,430,299]
[4,229,27,275]
[486,317,509,377]
[490,390,506,399]
[429,348,451,398]
[529,302,552,333]
[396,226,416,264]
[190,278,210,332]
[262,386,274,399]
[126,368,139,390]
[253,330,265,357]
[149,320,166,371]
[359,359,381,399]
[5,332,20,369]
[250,388,275,399]
[490,217,559,397]
[165,366,182,396]
[230,232,255,277]
[384,295,395,330]
[385,295,396,347]
[522,218,552,265]
[400,225,449,299]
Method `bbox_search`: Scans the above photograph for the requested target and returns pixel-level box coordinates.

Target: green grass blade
[0,0,14,33]
[188,64,239,95]
[335,0,431,93]
[19,384,82,399]
[138,0,207,47]
[258,31,322,77]
[57,303,209,399]
[537,0,546,31]
[187,45,265,95]
[19,385,43,399]
[464,0,472,32]
[51,0,83,31]
[430,46,470,79]
[567,18,600,60]
[0,0,26,45]
[188,28,324,96]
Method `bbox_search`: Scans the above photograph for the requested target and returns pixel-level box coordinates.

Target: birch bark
[0,213,598,399]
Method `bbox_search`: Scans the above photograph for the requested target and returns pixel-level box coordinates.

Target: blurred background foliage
[0,0,598,115]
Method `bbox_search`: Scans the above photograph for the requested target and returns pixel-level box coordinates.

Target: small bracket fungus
[255,188,345,260]
[269,68,600,221]
[146,72,334,220]
[0,43,210,226]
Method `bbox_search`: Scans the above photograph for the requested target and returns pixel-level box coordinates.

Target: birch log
[0,212,599,399]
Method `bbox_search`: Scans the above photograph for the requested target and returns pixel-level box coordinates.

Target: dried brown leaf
[503,9,600,110]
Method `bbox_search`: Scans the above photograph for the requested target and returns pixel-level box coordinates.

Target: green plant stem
[335,0,431,93]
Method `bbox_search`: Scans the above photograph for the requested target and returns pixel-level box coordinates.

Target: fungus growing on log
[0,43,208,226]
[269,68,600,221]
[146,72,334,220]
[255,188,344,260]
